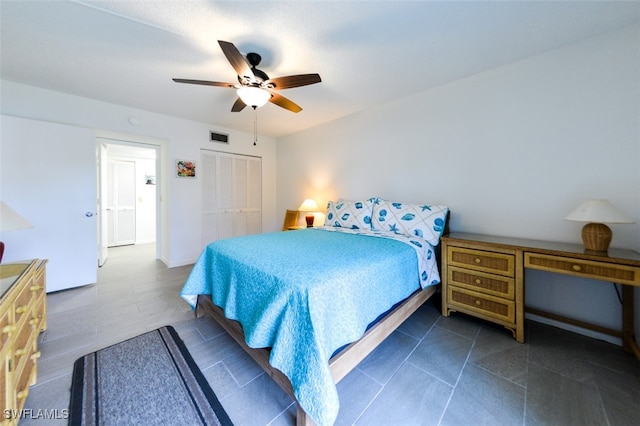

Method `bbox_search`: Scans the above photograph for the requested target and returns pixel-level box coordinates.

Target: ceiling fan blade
[231,97,246,112]
[265,74,321,90]
[218,40,255,82]
[172,78,236,88]
[268,91,302,113]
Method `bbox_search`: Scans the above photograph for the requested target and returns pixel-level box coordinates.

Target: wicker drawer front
[448,267,514,299]
[525,253,640,286]
[14,275,35,326]
[448,247,515,277]
[447,286,515,323]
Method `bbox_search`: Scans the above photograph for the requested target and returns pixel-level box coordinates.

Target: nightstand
[441,235,524,342]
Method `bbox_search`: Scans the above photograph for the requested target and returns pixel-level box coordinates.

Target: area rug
[69,326,233,426]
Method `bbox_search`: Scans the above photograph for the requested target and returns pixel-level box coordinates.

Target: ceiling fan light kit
[237,86,271,108]
[173,40,321,113]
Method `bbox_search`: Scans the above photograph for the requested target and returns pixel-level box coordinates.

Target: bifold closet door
[201,150,262,249]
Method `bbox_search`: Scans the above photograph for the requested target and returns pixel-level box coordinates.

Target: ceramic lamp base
[305,214,314,227]
[581,222,612,252]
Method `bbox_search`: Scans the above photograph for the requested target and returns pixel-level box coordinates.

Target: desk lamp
[565,199,635,253]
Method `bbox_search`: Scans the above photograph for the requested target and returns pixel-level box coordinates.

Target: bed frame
[195,284,438,426]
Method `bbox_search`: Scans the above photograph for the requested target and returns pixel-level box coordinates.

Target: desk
[441,233,640,359]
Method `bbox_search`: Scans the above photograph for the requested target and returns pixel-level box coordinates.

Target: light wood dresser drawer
[448,267,514,299]
[525,253,640,286]
[447,286,515,324]
[447,247,515,277]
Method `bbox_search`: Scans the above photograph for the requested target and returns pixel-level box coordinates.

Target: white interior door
[0,115,97,292]
[107,160,136,246]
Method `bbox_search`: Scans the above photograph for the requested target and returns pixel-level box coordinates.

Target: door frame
[96,133,165,264]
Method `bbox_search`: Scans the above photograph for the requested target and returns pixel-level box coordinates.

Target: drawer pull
[29,318,39,326]
[475,278,482,285]
[31,351,41,360]
[17,389,29,399]
[572,264,582,272]
[474,258,481,264]
[15,305,29,315]
[30,285,43,292]
[475,299,482,306]
[15,348,27,356]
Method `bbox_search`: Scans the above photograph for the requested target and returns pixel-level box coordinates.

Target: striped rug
[69,326,233,425]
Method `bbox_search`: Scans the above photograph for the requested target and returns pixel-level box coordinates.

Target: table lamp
[298,199,319,227]
[564,199,635,252]
[0,201,34,263]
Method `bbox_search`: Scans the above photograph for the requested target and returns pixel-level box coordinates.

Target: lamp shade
[298,199,319,212]
[564,199,635,224]
[237,87,271,108]
[0,201,33,232]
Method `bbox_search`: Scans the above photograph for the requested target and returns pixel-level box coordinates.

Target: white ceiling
[1,1,639,138]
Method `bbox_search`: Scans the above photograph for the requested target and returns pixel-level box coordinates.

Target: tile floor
[22,243,640,425]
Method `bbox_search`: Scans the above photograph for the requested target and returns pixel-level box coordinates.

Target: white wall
[0,81,278,268]
[276,25,640,344]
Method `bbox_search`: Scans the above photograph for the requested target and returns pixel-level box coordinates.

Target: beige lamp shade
[0,201,33,232]
[565,199,635,252]
[298,199,319,227]
[0,201,33,263]
[564,199,634,224]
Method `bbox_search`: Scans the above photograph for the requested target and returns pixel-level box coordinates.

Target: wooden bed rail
[195,284,438,426]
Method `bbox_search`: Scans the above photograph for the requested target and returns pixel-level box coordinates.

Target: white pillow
[372,199,448,245]
[324,199,374,229]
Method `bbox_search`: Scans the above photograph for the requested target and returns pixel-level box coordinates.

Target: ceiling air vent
[210,131,229,144]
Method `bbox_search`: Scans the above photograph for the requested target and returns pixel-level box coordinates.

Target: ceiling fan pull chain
[253,106,258,146]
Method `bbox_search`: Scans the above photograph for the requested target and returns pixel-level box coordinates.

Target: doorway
[97,140,159,266]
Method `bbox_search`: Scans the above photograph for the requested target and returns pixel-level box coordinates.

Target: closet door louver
[201,150,262,248]
[201,152,218,244]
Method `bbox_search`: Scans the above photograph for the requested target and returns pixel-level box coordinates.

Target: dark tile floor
[22,244,640,425]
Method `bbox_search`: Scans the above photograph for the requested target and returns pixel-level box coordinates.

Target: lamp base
[305,214,314,228]
[581,222,612,253]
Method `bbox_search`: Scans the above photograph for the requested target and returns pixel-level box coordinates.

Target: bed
[181,198,449,425]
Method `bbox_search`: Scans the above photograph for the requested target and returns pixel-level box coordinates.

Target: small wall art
[176,160,196,178]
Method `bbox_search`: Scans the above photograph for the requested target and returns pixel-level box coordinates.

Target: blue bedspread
[181,227,440,425]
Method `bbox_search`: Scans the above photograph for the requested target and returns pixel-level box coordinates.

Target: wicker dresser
[1,260,47,425]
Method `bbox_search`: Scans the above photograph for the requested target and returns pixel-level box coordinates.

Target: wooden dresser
[441,233,640,359]
[1,260,47,424]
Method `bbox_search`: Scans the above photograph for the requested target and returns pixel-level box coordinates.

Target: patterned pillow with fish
[324,198,374,229]
[372,200,448,245]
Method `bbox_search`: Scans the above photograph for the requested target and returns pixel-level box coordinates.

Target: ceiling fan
[173,40,321,113]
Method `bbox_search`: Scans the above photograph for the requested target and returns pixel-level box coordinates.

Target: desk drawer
[448,267,514,299]
[448,247,515,277]
[525,253,640,285]
[447,286,515,323]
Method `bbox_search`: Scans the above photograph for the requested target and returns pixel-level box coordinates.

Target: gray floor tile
[356,362,452,426]
[408,326,473,386]
[441,363,524,426]
[525,363,608,425]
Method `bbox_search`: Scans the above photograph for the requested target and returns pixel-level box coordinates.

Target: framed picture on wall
[176,160,196,178]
